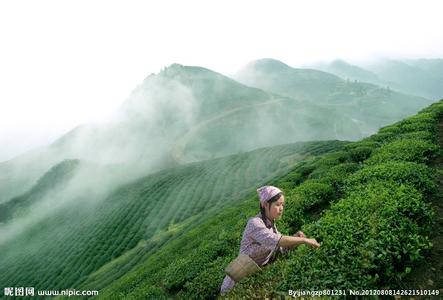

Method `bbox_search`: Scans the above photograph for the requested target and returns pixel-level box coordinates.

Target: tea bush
[94,100,443,299]
[295,181,335,210]
[365,139,439,165]
[398,130,436,143]
[318,162,360,196]
[346,161,437,195]
[347,146,374,163]
[378,124,403,135]
[228,100,443,297]
[343,140,380,150]
[368,131,397,144]
[122,285,168,300]
[278,182,433,290]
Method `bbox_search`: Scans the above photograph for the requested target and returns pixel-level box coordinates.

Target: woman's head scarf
[256,186,282,208]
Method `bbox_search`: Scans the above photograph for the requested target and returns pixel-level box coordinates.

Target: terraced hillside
[367,59,443,100]
[0,140,345,296]
[235,59,434,137]
[95,100,443,299]
[312,58,443,101]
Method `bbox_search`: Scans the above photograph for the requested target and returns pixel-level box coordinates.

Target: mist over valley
[1,57,442,297]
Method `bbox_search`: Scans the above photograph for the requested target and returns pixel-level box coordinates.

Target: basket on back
[225,254,262,282]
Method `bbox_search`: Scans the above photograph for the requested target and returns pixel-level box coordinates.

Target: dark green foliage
[308,152,350,179]
[227,99,443,297]
[281,180,334,234]
[346,161,437,195]
[420,101,443,117]
[378,124,403,135]
[318,162,361,195]
[294,181,334,210]
[398,130,437,143]
[400,121,436,134]
[276,182,433,290]
[344,140,380,150]
[368,131,397,144]
[366,139,439,165]
[277,172,303,190]
[3,99,442,299]
[121,285,168,300]
[348,146,374,162]
[376,112,438,138]
[163,241,227,291]
[232,181,435,297]
[178,256,232,300]
[295,162,317,177]
[0,140,343,296]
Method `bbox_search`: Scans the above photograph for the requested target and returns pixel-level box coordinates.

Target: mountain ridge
[1,59,437,204]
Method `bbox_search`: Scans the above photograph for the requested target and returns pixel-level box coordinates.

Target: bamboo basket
[225,254,262,282]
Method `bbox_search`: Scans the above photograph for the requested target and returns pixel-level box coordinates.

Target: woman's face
[266,195,285,221]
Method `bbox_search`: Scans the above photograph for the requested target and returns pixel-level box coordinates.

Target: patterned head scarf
[256,186,282,208]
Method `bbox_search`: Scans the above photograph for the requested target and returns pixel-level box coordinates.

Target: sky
[1,0,443,162]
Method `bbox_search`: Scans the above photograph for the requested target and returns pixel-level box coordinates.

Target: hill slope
[309,58,443,101]
[2,60,436,204]
[235,58,434,133]
[365,59,443,100]
[0,64,339,203]
[95,100,443,299]
[310,59,383,85]
[0,140,345,295]
[0,159,80,223]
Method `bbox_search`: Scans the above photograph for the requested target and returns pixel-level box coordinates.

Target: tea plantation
[0,140,345,297]
[95,100,443,299]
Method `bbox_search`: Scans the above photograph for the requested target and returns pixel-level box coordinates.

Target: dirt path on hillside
[170,97,289,163]
[401,119,443,293]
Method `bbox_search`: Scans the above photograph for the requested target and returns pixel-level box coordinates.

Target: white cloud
[0,0,442,161]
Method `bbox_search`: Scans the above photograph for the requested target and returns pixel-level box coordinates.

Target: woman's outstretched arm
[278,235,320,249]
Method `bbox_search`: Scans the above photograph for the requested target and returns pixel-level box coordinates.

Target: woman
[220,185,321,295]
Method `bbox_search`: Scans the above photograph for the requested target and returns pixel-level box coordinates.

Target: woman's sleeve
[246,218,282,252]
[220,275,235,295]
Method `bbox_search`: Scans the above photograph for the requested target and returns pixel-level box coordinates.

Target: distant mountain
[311,58,443,100]
[234,58,433,136]
[0,159,80,223]
[0,159,139,224]
[310,59,382,85]
[0,122,175,204]
[405,58,443,78]
[235,58,342,100]
[1,59,437,204]
[0,64,272,202]
[364,58,443,100]
[0,64,358,203]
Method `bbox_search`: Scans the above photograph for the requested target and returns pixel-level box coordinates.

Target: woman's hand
[279,235,321,249]
[293,231,306,238]
[304,238,321,248]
